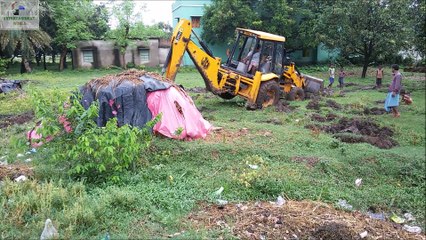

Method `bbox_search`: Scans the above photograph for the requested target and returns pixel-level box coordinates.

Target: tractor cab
[223,28,288,77]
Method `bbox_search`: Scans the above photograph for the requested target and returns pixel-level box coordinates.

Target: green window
[82,50,93,63]
[139,48,150,63]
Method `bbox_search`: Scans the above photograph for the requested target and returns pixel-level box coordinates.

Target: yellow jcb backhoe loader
[162,19,323,109]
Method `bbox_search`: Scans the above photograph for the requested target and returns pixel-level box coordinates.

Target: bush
[0,58,7,76]
[30,90,158,182]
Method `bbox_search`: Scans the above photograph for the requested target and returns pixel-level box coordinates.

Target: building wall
[172,0,228,66]
[73,39,170,69]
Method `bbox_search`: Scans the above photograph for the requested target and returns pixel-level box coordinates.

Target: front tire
[287,87,305,101]
[256,80,281,109]
[218,92,236,100]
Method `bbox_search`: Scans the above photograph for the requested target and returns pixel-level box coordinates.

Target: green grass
[0,65,425,239]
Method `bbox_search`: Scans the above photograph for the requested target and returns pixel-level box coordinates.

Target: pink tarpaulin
[147,86,212,140]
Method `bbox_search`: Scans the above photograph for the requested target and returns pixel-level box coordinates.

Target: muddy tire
[218,92,236,100]
[287,87,305,101]
[256,80,281,109]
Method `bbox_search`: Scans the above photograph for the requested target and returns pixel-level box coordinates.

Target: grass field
[0,64,425,239]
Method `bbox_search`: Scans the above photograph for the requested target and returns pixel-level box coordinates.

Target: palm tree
[0,30,51,73]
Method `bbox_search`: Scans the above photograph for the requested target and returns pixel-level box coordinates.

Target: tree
[202,0,256,45]
[312,0,412,78]
[410,0,425,61]
[0,30,51,73]
[50,0,93,71]
[89,4,110,39]
[108,0,144,69]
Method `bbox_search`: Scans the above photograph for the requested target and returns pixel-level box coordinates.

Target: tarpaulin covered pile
[0,79,22,94]
[80,70,211,140]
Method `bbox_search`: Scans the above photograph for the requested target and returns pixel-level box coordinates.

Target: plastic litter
[0,160,7,166]
[248,164,259,169]
[359,231,368,238]
[104,232,110,240]
[40,219,59,240]
[276,196,286,206]
[17,153,24,158]
[25,158,32,163]
[402,225,422,233]
[355,178,362,187]
[404,212,415,222]
[214,187,224,196]
[390,213,405,224]
[15,175,27,182]
[368,212,386,221]
[337,199,353,210]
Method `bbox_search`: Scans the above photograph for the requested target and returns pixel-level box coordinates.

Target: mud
[275,100,295,113]
[311,113,327,122]
[326,99,342,110]
[322,117,398,149]
[326,113,338,121]
[306,99,321,110]
[0,111,34,129]
[344,82,359,87]
[364,107,387,115]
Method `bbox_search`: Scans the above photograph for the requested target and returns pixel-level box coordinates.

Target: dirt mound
[0,163,33,180]
[0,111,34,129]
[326,99,342,110]
[187,201,423,239]
[322,118,398,149]
[311,113,327,122]
[326,113,338,121]
[345,82,359,87]
[275,101,295,112]
[404,66,426,73]
[306,99,321,110]
[364,107,387,115]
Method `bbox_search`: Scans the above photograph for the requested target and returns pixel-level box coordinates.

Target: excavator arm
[162,19,221,92]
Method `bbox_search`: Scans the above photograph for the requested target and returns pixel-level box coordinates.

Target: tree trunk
[59,48,67,71]
[52,53,55,63]
[71,51,74,70]
[121,53,127,69]
[361,59,369,78]
[43,53,47,70]
[20,58,32,74]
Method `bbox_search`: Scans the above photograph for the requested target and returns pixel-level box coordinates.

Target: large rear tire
[256,80,281,109]
[287,87,305,101]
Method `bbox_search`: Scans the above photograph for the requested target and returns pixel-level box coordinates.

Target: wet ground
[0,111,34,129]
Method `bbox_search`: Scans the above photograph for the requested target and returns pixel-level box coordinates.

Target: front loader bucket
[303,75,324,93]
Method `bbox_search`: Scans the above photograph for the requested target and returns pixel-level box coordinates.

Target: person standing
[384,64,402,118]
[376,65,384,88]
[338,67,346,89]
[328,64,335,88]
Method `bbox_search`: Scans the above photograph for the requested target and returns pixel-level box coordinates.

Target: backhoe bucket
[303,75,324,93]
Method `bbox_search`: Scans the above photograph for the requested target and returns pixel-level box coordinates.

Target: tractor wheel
[218,92,236,100]
[287,87,305,101]
[256,80,281,109]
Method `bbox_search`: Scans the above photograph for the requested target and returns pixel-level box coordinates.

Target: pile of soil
[187,201,423,239]
[323,117,398,149]
[306,99,321,110]
[345,82,359,87]
[0,111,34,129]
[275,100,295,113]
[311,113,338,123]
[364,107,387,115]
[326,113,338,121]
[0,163,33,180]
[404,66,426,73]
[87,69,172,90]
[326,99,342,110]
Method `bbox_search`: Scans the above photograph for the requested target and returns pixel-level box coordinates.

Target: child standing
[376,65,384,89]
[338,67,346,89]
[328,64,335,88]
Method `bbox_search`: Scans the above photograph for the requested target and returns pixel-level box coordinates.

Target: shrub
[30,90,158,182]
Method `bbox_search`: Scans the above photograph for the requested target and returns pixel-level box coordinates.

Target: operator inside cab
[242,44,261,74]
